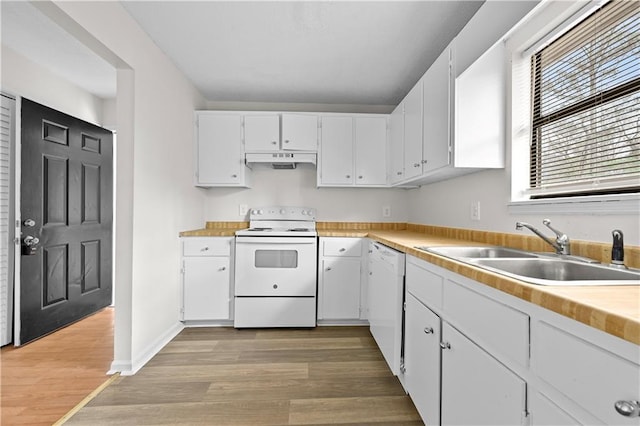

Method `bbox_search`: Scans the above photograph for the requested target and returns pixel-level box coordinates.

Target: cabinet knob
[423,327,434,334]
[339,248,346,252]
[326,267,332,271]
[284,139,290,144]
[358,175,363,179]
[346,175,351,179]
[413,163,420,167]
[615,400,640,417]
[271,141,277,145]
[440,342,451,350]
[396,171,402,175]
[219,266,226,271]
[422,159,428,164]
[231,174,237,178]
[201,247,209,251]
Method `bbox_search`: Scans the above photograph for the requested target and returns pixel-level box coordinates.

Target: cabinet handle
[201,247,209,251]
[413,163,420,167]
[396,171,402,175]
[219,266,226,271]
[615,400,640,417]
[339,248,346,252]
[326,267,332,271]
[231,174,237,178]
[358,175,363,179]
[423,327,434,334]
[440,342,451,350]
[284,139,290,144]
[422,159,428,164]
[346,175,351,179]
[271,141,277,145]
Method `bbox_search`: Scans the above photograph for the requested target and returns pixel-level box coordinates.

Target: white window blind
[529,0,640,198]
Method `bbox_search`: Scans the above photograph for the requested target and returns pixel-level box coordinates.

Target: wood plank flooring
[66,326,423,425]
[1,307,114,426]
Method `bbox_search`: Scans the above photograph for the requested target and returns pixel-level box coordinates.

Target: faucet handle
[542,219,566,240]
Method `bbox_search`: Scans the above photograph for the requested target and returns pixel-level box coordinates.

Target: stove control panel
[249,206,316,221]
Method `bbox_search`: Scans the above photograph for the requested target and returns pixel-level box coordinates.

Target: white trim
[508,193,640,215]
[110,321,184,376]
[13,96,22,346]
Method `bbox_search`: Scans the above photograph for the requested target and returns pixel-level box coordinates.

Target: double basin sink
[416,246,640,286]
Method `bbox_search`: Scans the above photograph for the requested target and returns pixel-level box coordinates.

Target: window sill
[508,194,640,215]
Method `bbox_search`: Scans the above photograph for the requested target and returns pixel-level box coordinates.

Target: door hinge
[14,237,20,245]
[15,219,20,228]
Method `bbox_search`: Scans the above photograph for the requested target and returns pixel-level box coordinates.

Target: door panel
[19,98,113,345]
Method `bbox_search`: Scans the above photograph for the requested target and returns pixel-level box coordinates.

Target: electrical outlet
[470,201,481,221]
[239,204,248,216]
[382,205,391,218]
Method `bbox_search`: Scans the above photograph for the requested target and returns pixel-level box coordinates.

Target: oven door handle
[235,237,317,244]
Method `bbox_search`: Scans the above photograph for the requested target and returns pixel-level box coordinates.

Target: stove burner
[247,227,272,231]
[289,228,311,232]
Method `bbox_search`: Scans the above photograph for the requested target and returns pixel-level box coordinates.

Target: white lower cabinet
[441,322,526,425]
[404,254,640,426]
[181,237,232,321]
[317,237,366,322]
[405,293,441,425]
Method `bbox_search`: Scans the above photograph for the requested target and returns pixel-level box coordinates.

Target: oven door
[235,236,317,296]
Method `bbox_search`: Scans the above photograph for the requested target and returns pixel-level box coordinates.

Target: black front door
[19,98,113,345]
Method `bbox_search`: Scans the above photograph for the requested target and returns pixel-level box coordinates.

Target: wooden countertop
[325,229,640,346]
[180,222,639,345]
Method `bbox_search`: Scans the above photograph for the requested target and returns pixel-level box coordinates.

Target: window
[529,0,639,198]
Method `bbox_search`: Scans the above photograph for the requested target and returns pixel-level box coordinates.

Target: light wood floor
[66,326,423,425]
[1,307,114,426]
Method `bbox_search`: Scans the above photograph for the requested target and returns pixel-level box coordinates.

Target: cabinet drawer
[322,238,362,257]
[444,281,529,367]
[532,321,640,425]
[183,237,232,256]
[406,257,443,310]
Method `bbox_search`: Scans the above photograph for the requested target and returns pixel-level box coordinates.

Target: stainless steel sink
[417,246,539,259]
[415,245,640,286]
[468,258,640,286]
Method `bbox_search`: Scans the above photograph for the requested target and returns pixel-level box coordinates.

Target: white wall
[1,46,104,125]
[203,167,409,222]
[407,149,640,246]
[49,1,207,372]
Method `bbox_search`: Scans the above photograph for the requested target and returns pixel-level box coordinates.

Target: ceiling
[2,1,484,109]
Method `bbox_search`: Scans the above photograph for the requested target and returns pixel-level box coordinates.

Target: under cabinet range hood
[245,152,316,169]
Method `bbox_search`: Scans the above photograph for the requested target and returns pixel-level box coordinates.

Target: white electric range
[234,206,317,328]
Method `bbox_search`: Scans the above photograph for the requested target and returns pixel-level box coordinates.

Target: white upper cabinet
[194,112,250,187]
[281,113,318,151]
[388,103,405,184]
[402,81,424,181]
[422,44,452,174]
[319,116,353,186]
[354,116,387,186]
[244,113,318,152]
[318,114,388,187]
[244,114,279,152]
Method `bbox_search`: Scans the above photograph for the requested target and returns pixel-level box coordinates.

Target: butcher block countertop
[181,221,640,345]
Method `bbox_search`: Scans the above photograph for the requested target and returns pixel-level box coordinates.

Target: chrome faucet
[515,219,571,255]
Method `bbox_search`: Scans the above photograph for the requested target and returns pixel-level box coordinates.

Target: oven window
[254,250,298,268]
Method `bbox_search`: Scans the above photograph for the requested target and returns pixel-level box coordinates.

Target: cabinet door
[183,257,230,320]
[388,103,405,184]
[405,293,441,426]
[530,391,583,426]
[403,80,423,180]
[354,116,387,186]
[244,114,279,151]
[423,45,451,174]
[441,322,526,425]
[319,116,353,185]
[282,113,318,151]
[196,114,244,185]
[319,258,361,319]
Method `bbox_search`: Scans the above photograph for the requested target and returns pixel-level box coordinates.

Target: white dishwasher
[368,240,405,377]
